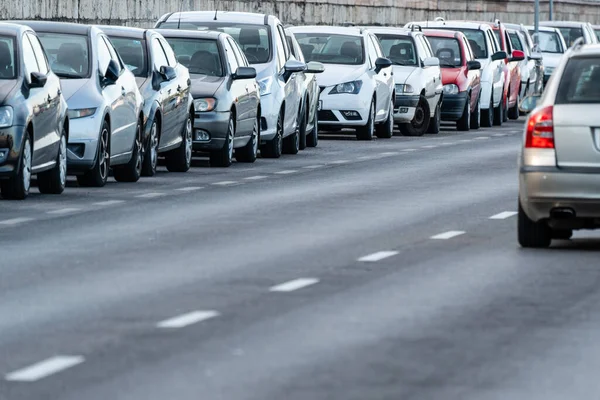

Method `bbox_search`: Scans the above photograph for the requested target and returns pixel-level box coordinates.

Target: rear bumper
[0,125,25,179]
[441,92,468,121]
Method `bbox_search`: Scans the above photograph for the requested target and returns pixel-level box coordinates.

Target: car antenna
[177,0,185,29]
[214,0,220,20]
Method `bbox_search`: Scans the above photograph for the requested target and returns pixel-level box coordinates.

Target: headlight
[395,84,415,94]
[0,106,13,128]
[68,108,97,119]
[443,84,459,95]
[329,80,363,95]
[193,98,217,112]
[258,77,273,96]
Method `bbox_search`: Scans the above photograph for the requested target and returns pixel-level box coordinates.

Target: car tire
[141,119,159,177]
[1,131,32,200]
[77,120,110,187]
[113,119,143,183]
[427,102,441,134]
[356,98,375,140]
[502,92,509,122]
[283,109,301,155]
[375,98,394,139]
[399,95,429,137]
[38,127,67,194]
[518,201,552,248]
[165,111,192,172]
[456,96,471,131]
[470,95,481,130]
[307,107,319,148]
[235,116,259,163]
[261,110,283,158]
[298,101,308,150]
[210,115,235,167]
[508,89,520,120]
[481,91,494,128]
[552,229,573,240]
[493,93,504,126]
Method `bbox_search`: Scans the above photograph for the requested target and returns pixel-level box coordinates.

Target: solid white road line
[5,356,85,382]
[303,164,325,169]
[212,181,238,186]
[157,310,220,329]
[490,211,518,220]
[47,208,81,215]
[175,186,203,192]
[269,278,319,292]
[244,175,268,180]
[92,200,126,206]
[136,192,166,198]
[358,251,399,262]
[0,217,34,225]
[275,170,298,174]
[430,231,466,240]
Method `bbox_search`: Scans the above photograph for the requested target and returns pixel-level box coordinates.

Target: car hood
[316,64,368,87]
[441,68,462,85]
[0,79,18,104]
[60,78,90,101]
[392,66,418,85]
[190,75,225,98]
[542,52,563,69]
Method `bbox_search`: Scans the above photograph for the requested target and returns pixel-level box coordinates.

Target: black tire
[508,89,520,120]
[518,201,552,248]
[261,111,283,158]
[38,127,67,194]
[470,95,481,130]
[456,96,471,131]
[481,91,494,128]
[1,131,32,200]
[356,98,375,140]
[552,229,573,240]
[493,94,504,126]
[165,111,192,172]
[211,116,234,167]
[307,107,319,148]
[236,116,259,163]
[141,119,159,177]
[77,120,110,187]
[283,109,301,155]
[502,92,508,122]
[298,100,308,150]
[375,98,394,139]
[427,102,441,134]
[113,119,142,183]
[399,95,430,137]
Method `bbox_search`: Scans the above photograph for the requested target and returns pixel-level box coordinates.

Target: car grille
[318,110,338,121]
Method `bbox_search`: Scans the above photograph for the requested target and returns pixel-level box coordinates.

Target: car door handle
[57,89,62,96]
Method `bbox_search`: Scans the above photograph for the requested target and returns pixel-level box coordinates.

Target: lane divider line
[430,231,466,240]
[212,181,238,186]
[135,193,167,198]
[175,186,204,192]
[92,200,126,206]
[474,137,490,140]
[489,211,518,220]
[358,251,399,262]
[0,217,35,225]
[302,165,325,169]
[402,148,417,152]
[243,176,268,180]
[157,310,220,329]
[274,170,298,175]
[46,208,81,215]
[330,160,350,164]
[269,278,319,292]
[5,355,85,382]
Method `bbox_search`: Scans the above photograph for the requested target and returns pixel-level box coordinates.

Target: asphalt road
[2,120,600,400]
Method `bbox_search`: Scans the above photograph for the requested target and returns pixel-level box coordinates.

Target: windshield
[0,36,16,79]
[427,28,488,59]
[164,37,223,77]
[294,33,364,65]
[531,31,564,53]
[109,37,147,77]
[158,21,271,64]
[559,27,583,47]
[556,57,600,104]
[374,35,417,66]
[427,37,463,67]
[37,32,90,79]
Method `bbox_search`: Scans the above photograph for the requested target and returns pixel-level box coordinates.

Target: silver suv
[519,42,600,248]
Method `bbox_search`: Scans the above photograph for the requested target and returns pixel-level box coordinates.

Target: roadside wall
[1,0,600,27]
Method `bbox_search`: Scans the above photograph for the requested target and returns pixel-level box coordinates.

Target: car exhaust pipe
[550,207,576,219]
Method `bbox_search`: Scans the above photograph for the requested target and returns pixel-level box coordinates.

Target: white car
[407,19,507,127]
[368,26,443,136]
[504,25,544,98]
[540,21,597,47]
[526,25,567,86]
[289,26,395,140]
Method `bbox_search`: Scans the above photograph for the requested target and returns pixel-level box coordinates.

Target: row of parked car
[0,12,591,199]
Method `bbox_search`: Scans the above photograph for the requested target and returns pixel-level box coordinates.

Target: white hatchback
[289,26,395,140]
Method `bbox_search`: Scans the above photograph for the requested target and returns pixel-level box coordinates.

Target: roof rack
[434,17,445,22]
[411,24,422,32]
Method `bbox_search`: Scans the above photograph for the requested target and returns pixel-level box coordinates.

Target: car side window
[159,38,177,67]
[103,37,123,71]
[274,27,286,71]
[464,37,474,60]
[504,31,513,54]
[97,36,112,75]
[223,39,239,73]
[26,33,49,74]
[22,34,40,75]
[486,30,497,54]
[417,35,432,58]
[277,25,290,61]
[411,35,426,65]
[369,34,384,57]
[366,36,379,67]
[151,38,169,71]
[229,38,249,67]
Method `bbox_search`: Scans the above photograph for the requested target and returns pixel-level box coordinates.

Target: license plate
[318,100,323,111]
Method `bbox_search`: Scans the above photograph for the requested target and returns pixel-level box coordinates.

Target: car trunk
[553,104,600,168]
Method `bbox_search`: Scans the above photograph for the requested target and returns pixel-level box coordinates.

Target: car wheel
[77,120,110,187]
[493,93,504,126]
[518,201,551,248]
[375,97,394,139]
[261,110,283,158]
[481,91,494,128]
[210,115,234,167]
[141,119,159,177]
[356,98,375,140]
[427,101,441,134]
[508,89,520,120]
[283,109,301,155]
[470,94,481,130]
[38,127,67,194]
[307,106,319,148]
[165,111,192,172]
[399,95,430,137]
[502,92,509,122]
[1,131,32,200]
[236,116,259,163]
[456,96,471,131]
[298,101,308,150]
[113,119,143,182]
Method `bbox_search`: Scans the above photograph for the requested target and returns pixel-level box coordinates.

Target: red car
[424,30,482,131]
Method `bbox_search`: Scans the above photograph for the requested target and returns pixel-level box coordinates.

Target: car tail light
[525,105,554,148]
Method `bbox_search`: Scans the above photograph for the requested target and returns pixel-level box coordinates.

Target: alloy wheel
[22,138,31,192]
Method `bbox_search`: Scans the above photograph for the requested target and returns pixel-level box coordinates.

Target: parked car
[156,11,305,158]
[504,23,544,98]
[518,42,600,248]
[526,25,567,86]
[540,21,597,47]
[289,26,394,140]
[158,29,260,167]
[285,29,325,149]
[424,29,482,131]
[100,26,193,175]
[408,19,507,127]
[0,23,68,199]
[16,21,145,187]
[368,26,443,136]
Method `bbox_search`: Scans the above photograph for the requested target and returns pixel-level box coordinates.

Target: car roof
[363,26,413,36]
[98,25,148,39]
[0,22,31,36]
[422,29,462,39]
[524,25,562,33]
[570,43,600,56]
[160,11,269,25]
[409,20,492,31]
[288,25,364,36]
[541,21,589,28]
[503,23,526,31]
[11,20,93,35]
[156,28,222,40]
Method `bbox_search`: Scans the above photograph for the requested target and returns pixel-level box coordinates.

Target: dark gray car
[158,29,260,167]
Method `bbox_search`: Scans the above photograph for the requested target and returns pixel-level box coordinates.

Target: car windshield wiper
[55,72,83,79]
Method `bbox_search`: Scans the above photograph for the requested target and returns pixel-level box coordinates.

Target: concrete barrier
[1,0,599,27]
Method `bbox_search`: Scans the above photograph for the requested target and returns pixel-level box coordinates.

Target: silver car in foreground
[518,42,600,248]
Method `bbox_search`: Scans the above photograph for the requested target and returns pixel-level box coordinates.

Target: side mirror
[306,61,325,74]
[510,50,526,62]
[467,60,481,70]
[423,57,440,67]
[104,59,120,84]
[283,59,306,81]
[232,66,257,80]
[159,65,177,81]
[520,94,541,113]
[29,72,47,88]
[528,52,543,61]
[491,51,508,61]
[374,57,392,73]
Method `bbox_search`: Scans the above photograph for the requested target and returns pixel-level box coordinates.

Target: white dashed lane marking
[135,192,167,199]
[421,145,437,149]
[274,170,298,175]
[475,137,490,140]
[269,278,319,292]
[0,217,34,225]
[358,251,399,262]
[157,310,220,329]
[92,200,126,206]
[490,211,518,220]
[212,181,238,186]
[302,165,325,169]
[430,231,466,240]
[330,160,350,164]
[402,148,417,152]
[5,355,85,382]
[47,208,81,215]
[175,186,204,192]
[244,175,268,180]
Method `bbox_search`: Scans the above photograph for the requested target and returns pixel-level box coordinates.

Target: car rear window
[37,32,90,78]
[109,37,147,77]
[559,27,583,47]
[556,57,600,104]
[374,35,417,66]
[0,36,16,79]
[427,37,462,67]
[294,33,365,65]
[164,37,223,77]
[531,31,564,53]
[509,32,523,51]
